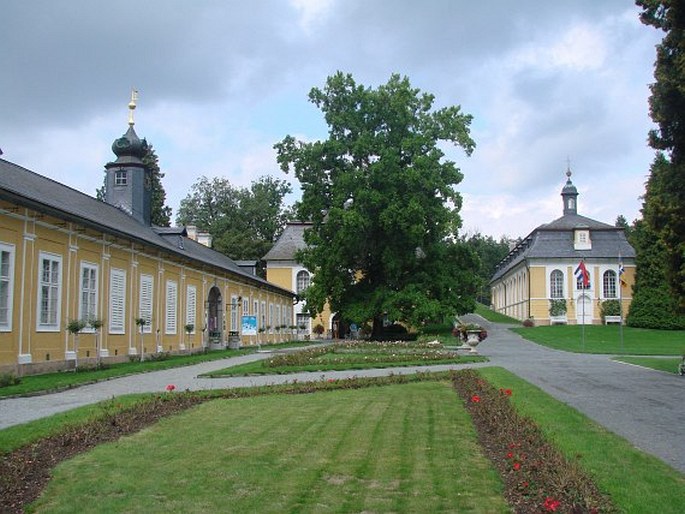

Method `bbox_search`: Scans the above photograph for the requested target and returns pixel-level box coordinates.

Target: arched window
[603,270,617,298]
[296,270,310,294]
[550,270,564,298]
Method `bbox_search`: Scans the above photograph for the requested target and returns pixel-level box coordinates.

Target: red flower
[327,378,335,383]
[165,384,176,392]
[543,497,561,512]
[506,452,514,459]
[513,462,521,471]
[504,388,512,396]
[471,395,481,403]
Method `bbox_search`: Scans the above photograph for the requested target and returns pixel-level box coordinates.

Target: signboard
[241,315,257,336]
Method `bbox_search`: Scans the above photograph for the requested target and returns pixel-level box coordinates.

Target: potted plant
[313,323,325,339]
[184,323,194,350]
[89,317,104,368]
[67,319,87,369]
[135,317,147,361]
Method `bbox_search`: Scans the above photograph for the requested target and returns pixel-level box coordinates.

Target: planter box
[549,315,568,325]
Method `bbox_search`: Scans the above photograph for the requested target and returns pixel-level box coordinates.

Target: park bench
[604,316,622,325]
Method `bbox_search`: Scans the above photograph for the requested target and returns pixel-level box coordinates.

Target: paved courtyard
[1,320,683,474]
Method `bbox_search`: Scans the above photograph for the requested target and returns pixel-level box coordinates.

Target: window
[0,243,15,330]
[79,263,98,329]
[269,303,274,331]
[37,253,62,331]
[550,270,564,299]
[242,298,249,315]
[253,299,258,317]
[114,170,127,186]
[186,285,197,333]
[166,280,178,334]
[260,301,266,329]
[109,268,126,334]
[276,304,281,328]
[603,270,617,299]
[139,274,153,333]
[574,229,591,250]
[297,313,310,332]
[296,270,310,294]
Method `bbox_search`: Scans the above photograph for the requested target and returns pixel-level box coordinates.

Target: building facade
[0,110,294,375]
[490,171,636,325]
[263,222,334,337]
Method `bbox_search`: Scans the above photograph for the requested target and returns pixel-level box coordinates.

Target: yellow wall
[0,201,293,373]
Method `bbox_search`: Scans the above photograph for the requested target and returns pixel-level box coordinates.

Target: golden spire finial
[128,89,138,126]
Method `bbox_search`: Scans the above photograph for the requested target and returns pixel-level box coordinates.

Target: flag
[575,260,590,288]
[619,261,626,286]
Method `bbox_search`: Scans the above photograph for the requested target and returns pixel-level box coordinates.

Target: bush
[600,299,621,319]
[549,299,567,316]
[626,290,685,330]
[522,318,535,327]
[0,372,21,388]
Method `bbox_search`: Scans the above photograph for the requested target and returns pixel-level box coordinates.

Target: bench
[604,316,622,325]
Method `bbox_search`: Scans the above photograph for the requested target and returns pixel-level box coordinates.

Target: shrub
[626,289,685,329]
[600,299,621,319]
[549,299,567,316]
[0,372,21,388]
[522,317,535,327]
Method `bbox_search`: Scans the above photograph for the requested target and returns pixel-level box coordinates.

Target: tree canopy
[460,233,511,305]
[176,175,293,263]
[636,0,685,310]
[275,72,478,337]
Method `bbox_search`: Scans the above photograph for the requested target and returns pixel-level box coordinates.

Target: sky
[1,0,664,240]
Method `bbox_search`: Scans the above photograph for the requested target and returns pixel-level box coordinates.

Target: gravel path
[1,323,683,473]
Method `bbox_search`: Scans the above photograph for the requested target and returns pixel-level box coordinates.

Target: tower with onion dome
[104,90,152,225]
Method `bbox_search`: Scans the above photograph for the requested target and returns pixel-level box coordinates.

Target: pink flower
[165,384,176,392]
[513,462,521,471]
[327,378,335,383]
[471,395,481,403]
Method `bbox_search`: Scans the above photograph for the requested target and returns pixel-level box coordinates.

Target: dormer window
[114,170,128,186]
[574,229,591,250]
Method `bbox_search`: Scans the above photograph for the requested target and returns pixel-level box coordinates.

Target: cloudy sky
[2,0,663,239]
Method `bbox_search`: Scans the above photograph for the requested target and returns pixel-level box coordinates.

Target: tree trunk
[371,316,384,341]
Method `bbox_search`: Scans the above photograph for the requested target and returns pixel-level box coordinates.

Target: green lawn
[613,356,683,374]
[473,303,521,324]
[480,367,684,513]
[0,341,314,398]
[511,324,685,355]
[29,382,509,514]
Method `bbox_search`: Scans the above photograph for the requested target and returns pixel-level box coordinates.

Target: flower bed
[452,369,615,513]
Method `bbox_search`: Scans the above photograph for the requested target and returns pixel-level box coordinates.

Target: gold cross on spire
[128,89,138,126]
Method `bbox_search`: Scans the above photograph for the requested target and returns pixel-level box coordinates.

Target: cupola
[103,90,152,226]
[561,168,578,215]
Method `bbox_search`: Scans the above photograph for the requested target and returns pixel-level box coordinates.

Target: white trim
[36,251,62,332]
[185,285,197,333]
[0,242,16,331]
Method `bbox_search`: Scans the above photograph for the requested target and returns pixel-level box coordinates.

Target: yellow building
[490,171,636,325]
[0,110,294,375]
[263,222,335,338]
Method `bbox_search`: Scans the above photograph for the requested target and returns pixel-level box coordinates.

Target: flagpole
[618,253,624,355]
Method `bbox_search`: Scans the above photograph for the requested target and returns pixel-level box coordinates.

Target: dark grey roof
[263,222,311,261]
[0,158,293,296]
[491,213,635,282]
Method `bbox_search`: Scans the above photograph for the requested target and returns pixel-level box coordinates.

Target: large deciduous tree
[275,72,478,338]
[461,232,511,305]
[636,0,685,310]
[176,175,293,262]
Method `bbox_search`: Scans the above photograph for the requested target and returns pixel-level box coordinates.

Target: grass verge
[613,356,683,374]
[511,325,685,354]
[473,303,521,324]
[479,367,685,513]
[27,382,509,514]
